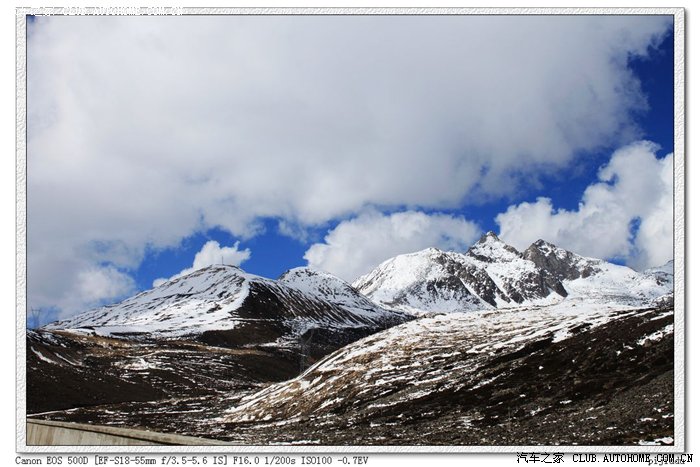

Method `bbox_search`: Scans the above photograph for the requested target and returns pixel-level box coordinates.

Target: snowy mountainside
[278,267,389,315]
[34,299,674,445]
[351,248,490,313]
[226,301,636,424]
[46,266,250,336]
[354,233,673,314]
[522,239,601,280]
[29,265,409,414]
[643,260,674,285]
[526,240,673,304]
[45,265,408,339]
[353,232,567,313]
[220,300,673,445]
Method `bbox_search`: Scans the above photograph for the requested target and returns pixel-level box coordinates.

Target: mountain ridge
[353,232,672,314]
[44,264,409,343]
[43,234,673,334]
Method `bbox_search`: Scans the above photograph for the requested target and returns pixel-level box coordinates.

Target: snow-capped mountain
[354,233,673,314]
[45,264,408,341]
[32,264,411,414]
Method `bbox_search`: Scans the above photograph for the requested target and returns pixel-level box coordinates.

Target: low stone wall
[27,419,231,446]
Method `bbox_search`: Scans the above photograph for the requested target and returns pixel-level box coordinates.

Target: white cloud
[153,240,251,287]
[276,220,312,243]
[26,15,671,315]
[75,266,136,304]
[304,210,481,281]
[496,141,673,270]
[51,265,136,318]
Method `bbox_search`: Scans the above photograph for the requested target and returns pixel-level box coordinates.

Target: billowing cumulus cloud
[74,266,136,305]
[304,210,481,281]
[152,240,251,287]
[26,15,671,315]
[42,265,136,319]
[496,141,673,270]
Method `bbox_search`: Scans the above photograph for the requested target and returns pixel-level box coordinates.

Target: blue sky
[26,15,675,322]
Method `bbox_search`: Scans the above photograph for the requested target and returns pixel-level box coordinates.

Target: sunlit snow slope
[221,300,673,445]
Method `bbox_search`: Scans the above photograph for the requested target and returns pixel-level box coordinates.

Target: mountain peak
[279,266,354,291]
[416,246,446,257]
[533,238,556,247]
[523,240,600,281]
[278,266,326,280]
[46,261,408,339]
[477,231,501,244]
[355,232,673,314]
[152,263,255,291]
[468,232,521,262]
[355,233,569,313]
[524,239,561,257]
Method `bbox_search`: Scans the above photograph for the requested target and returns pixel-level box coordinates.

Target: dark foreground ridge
[30,304,673,446]
[26,330,305,415]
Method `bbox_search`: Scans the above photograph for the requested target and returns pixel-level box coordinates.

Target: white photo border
[15,6,686,454]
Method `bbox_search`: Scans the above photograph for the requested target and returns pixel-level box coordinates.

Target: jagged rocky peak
[352,248,492,313]
[467,231,522,262]
[479,231,500,242]
[356,234,672,314]
[522,239,600,281]
[464,233,568,303]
